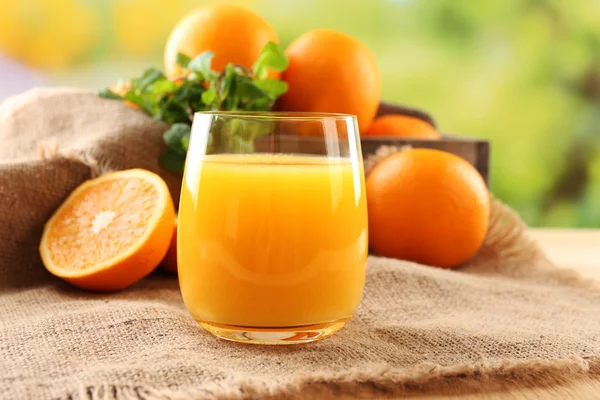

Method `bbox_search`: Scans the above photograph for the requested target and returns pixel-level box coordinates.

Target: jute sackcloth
[1,88,599,399]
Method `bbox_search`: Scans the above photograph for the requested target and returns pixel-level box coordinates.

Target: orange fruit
[162,216,178,275]
[365,115,440,139]
[164,4,279,80]
[109,80,131,96]
[366,149,489,268]
[39,169,175,291]
[278,29,381,133]
[109,80,139,110]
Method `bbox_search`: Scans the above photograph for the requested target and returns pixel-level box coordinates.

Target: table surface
[413,228,600,400]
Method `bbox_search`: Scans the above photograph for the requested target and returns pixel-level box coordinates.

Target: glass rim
[193,110,357,121]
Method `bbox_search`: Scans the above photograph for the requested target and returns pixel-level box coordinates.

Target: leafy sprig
[98,41,289,173]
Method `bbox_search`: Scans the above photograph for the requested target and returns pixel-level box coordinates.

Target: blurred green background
[1,0,599,227]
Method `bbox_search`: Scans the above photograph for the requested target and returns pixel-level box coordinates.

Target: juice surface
[178,153,368,327]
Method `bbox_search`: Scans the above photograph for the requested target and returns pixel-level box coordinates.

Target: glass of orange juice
[178,112,368,344]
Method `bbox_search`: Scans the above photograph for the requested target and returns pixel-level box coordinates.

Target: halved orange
[40,169,175,291]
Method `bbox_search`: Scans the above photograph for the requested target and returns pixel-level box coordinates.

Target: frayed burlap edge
[65,357,599,400]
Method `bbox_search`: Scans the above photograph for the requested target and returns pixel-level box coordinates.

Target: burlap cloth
[1,88,599,400]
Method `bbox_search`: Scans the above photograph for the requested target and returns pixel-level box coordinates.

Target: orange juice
[178,154,367,328]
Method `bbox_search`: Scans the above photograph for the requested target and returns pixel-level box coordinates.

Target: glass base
[198,318,349,345]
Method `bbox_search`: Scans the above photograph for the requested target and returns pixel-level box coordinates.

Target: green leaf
[219,64,239,109]
[220,64,237,98]
[150,79,179,94]
[253,78,289,98]
[177,80,207,112]
[236,75,267,99]
[122,91,152,113]
[157,99,190,124]
[173,80,204,101]
[163,123,191,153]
[187,71,201,81]
[97,88,123,100]
[181,133,191,151]
[159,149,186,174]
[133,68,165,91]
[188,51,215,79]
[176,52,192,68]
[252,42,289,79]
[201,86,217,106]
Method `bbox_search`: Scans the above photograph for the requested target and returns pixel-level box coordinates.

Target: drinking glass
[178,112,368,344]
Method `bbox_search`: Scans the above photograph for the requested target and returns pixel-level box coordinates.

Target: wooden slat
[360,136,490,185]
[369,102,490,184]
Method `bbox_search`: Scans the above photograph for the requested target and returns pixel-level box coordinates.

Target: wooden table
[530,229,600,281]
[413,228,600,399]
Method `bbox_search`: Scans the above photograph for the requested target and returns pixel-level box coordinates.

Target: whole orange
[365,115,440,139]
[164,4,279,80]
[366,149,489,268]
[278,29,381,133]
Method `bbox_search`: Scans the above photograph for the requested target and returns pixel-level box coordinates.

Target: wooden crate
[365,102,490,185]
[255,102,490,184]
